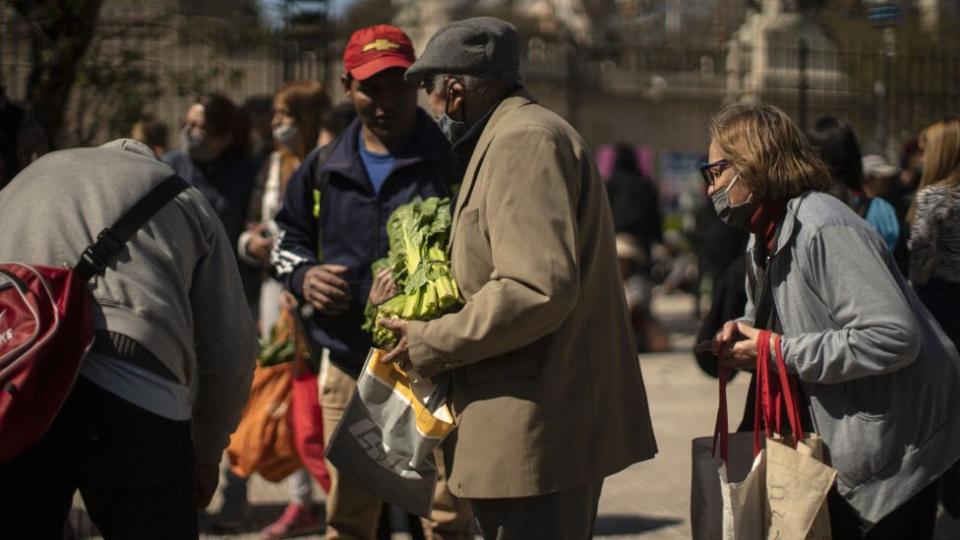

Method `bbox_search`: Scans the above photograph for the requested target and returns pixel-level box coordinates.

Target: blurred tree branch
[7,0,105,147]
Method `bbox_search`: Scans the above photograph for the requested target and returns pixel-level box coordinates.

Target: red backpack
[0,175,188,463]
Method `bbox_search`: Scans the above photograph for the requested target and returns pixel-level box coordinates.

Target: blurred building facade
[0,0,957,157]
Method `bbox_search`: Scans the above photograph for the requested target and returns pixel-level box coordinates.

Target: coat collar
[449,90,538,247]
[749,191,810,257]
[776,192,813,254]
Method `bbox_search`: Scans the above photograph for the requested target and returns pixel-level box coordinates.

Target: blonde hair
[908,116,960,223]
[918,116,960,191]
[709,103,832,200]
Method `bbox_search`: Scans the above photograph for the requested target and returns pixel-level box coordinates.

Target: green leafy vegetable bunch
[363,197,461,349]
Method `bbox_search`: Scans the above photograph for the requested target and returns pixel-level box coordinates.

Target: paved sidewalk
[589,294,749,539]
[69,293,960,539]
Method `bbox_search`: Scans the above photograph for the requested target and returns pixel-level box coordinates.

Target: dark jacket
[272,112,452,376]
[606,166,662,251]
[162,149,258,251]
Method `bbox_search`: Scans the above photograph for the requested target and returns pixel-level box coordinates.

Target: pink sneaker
[260,503,322,539]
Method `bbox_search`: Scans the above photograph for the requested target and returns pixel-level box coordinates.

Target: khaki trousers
[320,355,474,540]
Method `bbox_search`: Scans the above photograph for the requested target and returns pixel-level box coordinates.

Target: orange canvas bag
[227,361,300,482]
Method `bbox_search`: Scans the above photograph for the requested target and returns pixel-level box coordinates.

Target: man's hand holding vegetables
[379,319,410,367]
[367,268,409,364]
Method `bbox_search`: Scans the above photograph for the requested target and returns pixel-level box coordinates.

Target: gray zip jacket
[0,139,258,465]
[743,191,960,527]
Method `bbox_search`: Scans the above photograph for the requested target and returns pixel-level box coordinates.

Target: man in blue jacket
[271,24,471,540]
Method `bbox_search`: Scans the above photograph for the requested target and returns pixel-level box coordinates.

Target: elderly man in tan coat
[381,17,657,537]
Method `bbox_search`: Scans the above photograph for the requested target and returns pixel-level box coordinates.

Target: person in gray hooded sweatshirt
[699,103,960,539]
[0,139,258,539]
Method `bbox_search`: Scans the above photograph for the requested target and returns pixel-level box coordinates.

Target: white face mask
[272,124,299,150]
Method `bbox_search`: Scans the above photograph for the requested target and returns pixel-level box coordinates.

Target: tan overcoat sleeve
[407,125,581,373]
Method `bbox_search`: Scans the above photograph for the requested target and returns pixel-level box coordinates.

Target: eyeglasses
[699,159,732,186]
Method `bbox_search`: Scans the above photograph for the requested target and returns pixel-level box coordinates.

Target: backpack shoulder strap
[75,175,190,280]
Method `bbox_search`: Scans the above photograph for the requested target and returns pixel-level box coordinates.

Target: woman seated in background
[699,103,960,539]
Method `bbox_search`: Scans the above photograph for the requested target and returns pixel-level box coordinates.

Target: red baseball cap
[343,25,416,81]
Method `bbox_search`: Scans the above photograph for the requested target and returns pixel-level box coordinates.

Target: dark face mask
[181,127,215,163]
[435,81,469,145]
[711,174,757,229]
[436,112,468,145]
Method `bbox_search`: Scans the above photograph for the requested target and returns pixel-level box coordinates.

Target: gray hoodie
[0,139,258,466]
[744,191,960,527]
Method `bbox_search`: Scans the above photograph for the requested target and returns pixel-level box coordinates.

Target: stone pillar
[724,0,847,110]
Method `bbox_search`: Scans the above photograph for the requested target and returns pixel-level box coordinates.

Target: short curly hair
[709,103,832,200]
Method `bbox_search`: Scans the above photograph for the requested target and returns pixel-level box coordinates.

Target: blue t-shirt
[864,197,901,252]
[358,132,396,195]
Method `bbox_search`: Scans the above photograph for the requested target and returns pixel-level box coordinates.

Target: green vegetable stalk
[362,197,462,349]
[258,310,303,367]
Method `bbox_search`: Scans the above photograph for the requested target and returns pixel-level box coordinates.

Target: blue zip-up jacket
[272,111,452,377]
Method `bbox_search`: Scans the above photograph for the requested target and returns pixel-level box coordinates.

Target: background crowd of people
[1,10,960,540]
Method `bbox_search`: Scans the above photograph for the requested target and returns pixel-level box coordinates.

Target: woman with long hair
[908,116,960,348]
[698,103,960,539]
[239,80,331,332]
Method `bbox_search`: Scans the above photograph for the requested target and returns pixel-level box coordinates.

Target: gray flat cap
[406,17,520,81]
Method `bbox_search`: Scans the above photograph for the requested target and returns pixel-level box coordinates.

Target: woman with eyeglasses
[697,103,960,539]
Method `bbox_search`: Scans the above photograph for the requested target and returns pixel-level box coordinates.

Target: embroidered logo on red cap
[343,25,415,81]
[363,39,401,52]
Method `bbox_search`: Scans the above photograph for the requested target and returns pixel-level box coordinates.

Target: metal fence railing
[2,8,959,157]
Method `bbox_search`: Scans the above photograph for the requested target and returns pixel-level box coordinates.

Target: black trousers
[471,480,603,540]
[828,479,941,540]
[0,377,198,540]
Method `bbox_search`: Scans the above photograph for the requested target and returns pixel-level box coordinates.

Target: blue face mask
[436,112,468,145]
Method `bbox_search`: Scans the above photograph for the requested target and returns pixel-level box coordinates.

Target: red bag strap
[756,330,778,454]
[713,331,806,461]
[756,331,805,445]
[713,365,730,462]
[772,334,805,443]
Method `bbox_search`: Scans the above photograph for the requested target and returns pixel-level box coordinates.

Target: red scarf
[748,199,787,252]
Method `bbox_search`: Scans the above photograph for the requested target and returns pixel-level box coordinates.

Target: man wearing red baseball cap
[272,24,472,539]
[338,25,420,156]
[343,24,416,81]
